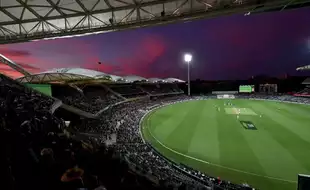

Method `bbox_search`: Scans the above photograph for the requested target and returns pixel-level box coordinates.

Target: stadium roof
[1,0,309,44]
[16,72,92,83]
[40,68,110,77]
[296,65,310,71]
[165,78,185,82]
[109,74,124,81]
[123,75,146,82]
[13,67,184,83]
[148,78,163,82]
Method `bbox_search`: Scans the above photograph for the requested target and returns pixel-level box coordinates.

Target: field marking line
[141,108,297,184]
[146,117,211,164]
[147,126,297,184]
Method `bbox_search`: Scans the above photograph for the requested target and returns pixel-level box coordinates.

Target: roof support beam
[103,0,113,9]
[1,0,310,44]
[16,0,43,19]
[46,0,69,30]
[46,0,65,16]
[0,7,20,22]
[91,0,101,11]
[20,0,27,20]
[0,0,179,25]
[0,54,31,76]
[75,0,89,13]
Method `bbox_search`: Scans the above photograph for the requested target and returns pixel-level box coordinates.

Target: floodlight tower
[184,53,192,96]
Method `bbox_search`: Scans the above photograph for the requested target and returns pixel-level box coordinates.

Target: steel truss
[16,72,92,83]
[0,53,31,75]
[0,0,310,44]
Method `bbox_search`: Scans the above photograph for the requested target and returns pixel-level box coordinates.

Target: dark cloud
[0,48,31,57]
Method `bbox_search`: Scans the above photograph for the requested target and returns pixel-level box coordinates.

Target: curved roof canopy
[296,65,310,71]
[109,74,124,81]
[164,78,185,83]
[41,68,109,77]
[16,72,92,83]
[0,0,306,44]
[13,67,184,83]
[148,78,163,82]
[124,75,146,82]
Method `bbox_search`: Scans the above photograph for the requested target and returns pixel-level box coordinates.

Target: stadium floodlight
[184,53,192,96]
[184,54,192,62]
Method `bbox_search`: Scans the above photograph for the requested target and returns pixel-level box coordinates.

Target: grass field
[141,99,310,190]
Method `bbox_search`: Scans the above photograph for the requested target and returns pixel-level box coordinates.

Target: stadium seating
[52,84,121,114]
[107,84,148,98]
[245,94,310,104]
[140,83,183,95]
[0,75,209,190]
[294,87,310,97]
[7,73,310,190]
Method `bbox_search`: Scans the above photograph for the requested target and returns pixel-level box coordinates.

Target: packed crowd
[0,74,72,189]
[74,96,212,189]
[1,74,197,190]
[53,83,183,114]
[0,75,208,190]
[108,84,148,98]
[243,94,310,104]
[73,95,255,190]
[53,84,121,114]
[140,83,183,94]
[4,74,309,190]
[70,93,310,190]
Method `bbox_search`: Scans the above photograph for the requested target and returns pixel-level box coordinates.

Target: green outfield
[141,99,310,190]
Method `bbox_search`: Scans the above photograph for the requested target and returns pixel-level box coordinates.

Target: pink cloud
[82,34,167,78]
[0,47,44,78]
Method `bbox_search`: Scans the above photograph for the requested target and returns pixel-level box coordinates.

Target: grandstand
[1,0,310,187]
[2,68,310,190]
[14,67,185,119]
[0,53,248,190]
[2,52,310,190]
[294,78,310,97]
[295,65,310,97]
[0,61,210,190]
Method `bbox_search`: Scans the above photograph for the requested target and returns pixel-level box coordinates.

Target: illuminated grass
[141,99,310,190]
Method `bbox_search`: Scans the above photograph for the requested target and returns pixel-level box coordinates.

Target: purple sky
[0,7,310,80]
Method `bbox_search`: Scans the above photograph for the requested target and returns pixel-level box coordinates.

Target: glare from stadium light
[184,54,192,63]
